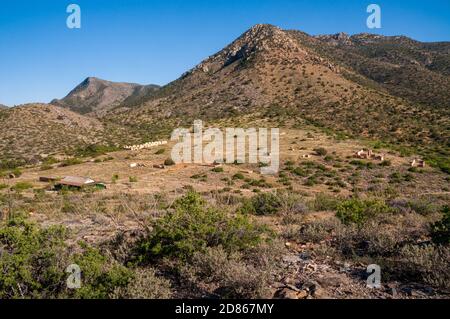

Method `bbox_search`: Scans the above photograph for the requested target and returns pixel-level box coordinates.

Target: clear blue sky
[1,0,449,106]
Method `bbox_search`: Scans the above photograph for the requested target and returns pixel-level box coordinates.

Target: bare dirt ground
[7,127,445,196]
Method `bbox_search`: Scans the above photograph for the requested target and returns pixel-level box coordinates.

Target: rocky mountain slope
[297,31,450,111]
[0,104,8,109]
[51,77,159,116]
[110,24,448,150]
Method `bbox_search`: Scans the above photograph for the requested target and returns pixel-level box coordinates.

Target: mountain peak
[83,76,102,83]
[51,77,159,115]
[187,23,305,75]
[247,23,281,34]
[240,23,290,44]
[79,77,116,88]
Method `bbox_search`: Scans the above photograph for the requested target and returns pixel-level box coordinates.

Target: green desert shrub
[311,193,341,211]
[396,244,450,290]
[0,218,138,299]
[43,156,58,165]
[299,217,342,243]
[112,174,119,183]
[74,144,119,158]
[302,208,429,261]
[211,167,224,173]
[182,241,284,299]
[349,160,373,169]
[137,192,267,260]
[324,214,420,258]
[60,158,83,167]
[155,149,165,155]
[164,158,175,166]
[293,167,308,177]
[431,206,450,245]
[11,182,33,192]
[336,198,391,225]
[0,159,25,171]
[10,168,22,177]
[0,218,69,299]
[129,176,138,183]
[337,221,402,257]
[243,192,283,216]
[110,268,172,299]
[388,198,440,216]
[246,178,272,188]
[379,160,392,167]
[183,246,273,299]
[407,199,440,216]
[71,244,133,299]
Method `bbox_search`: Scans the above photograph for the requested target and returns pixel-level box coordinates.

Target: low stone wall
[124,140,168,151]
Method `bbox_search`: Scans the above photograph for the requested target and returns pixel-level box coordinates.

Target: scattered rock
[284,284,301,292]
[282,254,301,264]
[303,263,317,272]
[317,274,345,288]
[275,288,299,299]
[297,290,309,299]
[312,287,330,299]
[387,287,398,298]
[408,289,428,298]
[299,251,311,260]
[302,279,321,293]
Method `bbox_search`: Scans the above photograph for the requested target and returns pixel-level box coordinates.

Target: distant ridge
[307,31,450,110]
[51,77,160,116]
